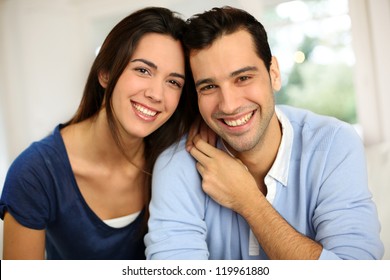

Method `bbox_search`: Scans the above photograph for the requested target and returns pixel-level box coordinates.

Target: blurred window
[263,0,356,124]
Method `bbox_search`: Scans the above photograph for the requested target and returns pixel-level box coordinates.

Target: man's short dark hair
[183,6,272,70]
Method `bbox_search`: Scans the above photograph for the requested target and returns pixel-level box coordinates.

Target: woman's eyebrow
[131,58,157,69]
[170,72,185,80]
[131,58,185,80]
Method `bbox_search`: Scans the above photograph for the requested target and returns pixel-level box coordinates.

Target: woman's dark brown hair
[65,7,198,234]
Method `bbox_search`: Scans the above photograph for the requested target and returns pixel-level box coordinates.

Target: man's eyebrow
[195,66,258,88]
[230,66,258,77]
[131,58,185,80]
[195,78,214,88]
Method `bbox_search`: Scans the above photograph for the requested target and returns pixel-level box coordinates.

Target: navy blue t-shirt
[0,125,146,259]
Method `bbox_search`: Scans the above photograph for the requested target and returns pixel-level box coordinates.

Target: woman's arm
[3,212,46,260]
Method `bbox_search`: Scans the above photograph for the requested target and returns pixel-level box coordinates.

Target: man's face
[189,29,281,153]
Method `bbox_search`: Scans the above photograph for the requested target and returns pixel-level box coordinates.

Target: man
[144,6,384,259]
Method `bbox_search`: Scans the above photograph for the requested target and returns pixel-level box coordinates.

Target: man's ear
[270,56,281,92]
[98,71,109,88]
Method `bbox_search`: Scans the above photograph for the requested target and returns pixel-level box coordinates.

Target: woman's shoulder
[0,125,67,228]
[11,125,66,168]
[3,125,71,189]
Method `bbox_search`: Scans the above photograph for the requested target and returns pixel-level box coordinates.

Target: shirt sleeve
[0,145,52,230]
[313,123,384,260]
[145,138,209,259]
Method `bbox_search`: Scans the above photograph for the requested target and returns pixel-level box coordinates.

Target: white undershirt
[103,211,141,228]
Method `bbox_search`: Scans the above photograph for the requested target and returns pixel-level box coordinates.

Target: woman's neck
[63,110,145,169]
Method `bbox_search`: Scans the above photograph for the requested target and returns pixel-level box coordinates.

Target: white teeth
[133,103,157,117]
[224,112,253,127]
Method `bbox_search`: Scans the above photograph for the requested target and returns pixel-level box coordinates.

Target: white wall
[1,0,89,160]
[349,0,390,146]
[349,0,390,260]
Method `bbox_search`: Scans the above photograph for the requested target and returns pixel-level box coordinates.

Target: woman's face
[104,33,185,139]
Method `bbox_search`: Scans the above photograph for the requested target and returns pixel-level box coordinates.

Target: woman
[0,7,197,259]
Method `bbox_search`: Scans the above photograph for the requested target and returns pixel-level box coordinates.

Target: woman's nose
[144,82,163,102]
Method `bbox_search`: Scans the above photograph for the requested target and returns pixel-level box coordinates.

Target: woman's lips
[131,101,159,121]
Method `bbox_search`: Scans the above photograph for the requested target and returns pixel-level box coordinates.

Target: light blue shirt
[145,105,384,260]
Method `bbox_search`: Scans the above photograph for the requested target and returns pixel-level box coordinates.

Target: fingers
[186,117,201,151]
[236,158,249,171]
[186,117,217,151]
[199,120,217,147]
[191,134,222,159]
[199,125,209,145]
[195,161,204,176]
[208,131,218,147]
[189,138,211,166]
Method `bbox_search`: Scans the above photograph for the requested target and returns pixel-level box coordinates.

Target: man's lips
[221,111,255,127]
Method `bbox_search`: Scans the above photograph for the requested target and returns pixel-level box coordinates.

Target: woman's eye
[135,67,150,75]
[168,80,183,89]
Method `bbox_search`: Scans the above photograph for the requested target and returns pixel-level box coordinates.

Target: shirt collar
[268,107,293,187]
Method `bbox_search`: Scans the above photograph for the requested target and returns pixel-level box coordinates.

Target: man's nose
[218,86,240,114]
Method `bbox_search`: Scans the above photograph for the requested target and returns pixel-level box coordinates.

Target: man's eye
[199,84,216,92]
[238,76,250,82]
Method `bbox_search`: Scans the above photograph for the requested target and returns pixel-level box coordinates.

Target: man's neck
[232,114,282,189]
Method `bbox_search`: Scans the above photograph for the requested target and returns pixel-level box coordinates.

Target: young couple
[0,6,384,260]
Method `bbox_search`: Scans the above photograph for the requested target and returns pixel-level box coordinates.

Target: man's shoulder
[279,105,341,125]
[278,105,355,135]
[155,135,197,171]
[278,105,362,152]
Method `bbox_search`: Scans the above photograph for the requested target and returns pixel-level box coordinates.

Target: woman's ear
[98,71,109,88]
[270,56,282,92]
